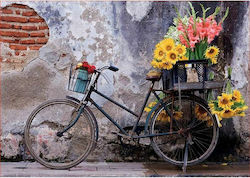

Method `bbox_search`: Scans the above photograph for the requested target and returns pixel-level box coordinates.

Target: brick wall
[0,3,49,70]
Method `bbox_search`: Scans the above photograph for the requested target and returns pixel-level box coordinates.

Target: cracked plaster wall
[1,1,249,161]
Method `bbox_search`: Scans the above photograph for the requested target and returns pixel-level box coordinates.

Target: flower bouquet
[151,2,229,84]
[145,2,248,127]
[208,69,248,126]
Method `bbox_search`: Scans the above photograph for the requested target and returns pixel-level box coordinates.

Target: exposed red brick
[0,16,28,23]
[6,52,12,56]
[29,45,42,50]
[21,53,26,56]
[22,11,36,16]
[0,31,29,37]
[29,18,44,23]
[0,23,12,29]
[22,26,37,31]
[15,51,20,56]
[12,4,28,9]
[20,39,35,44]
[0,38,17,43]
[9,44,27,50]
[36,38,48,44]
[0,9,13,14]
[30,32,45,37]
[15,10,20,15]
[13,25,21,29]
[39,26,48,30]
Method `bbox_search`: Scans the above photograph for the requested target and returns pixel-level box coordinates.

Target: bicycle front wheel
[24,99,97,169]
[150,96,219,166]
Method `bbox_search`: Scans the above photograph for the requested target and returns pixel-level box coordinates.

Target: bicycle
[24,60,223,171]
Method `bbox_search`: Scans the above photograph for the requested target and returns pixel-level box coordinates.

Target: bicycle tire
[150,95,219,166]
[24,99,97,169]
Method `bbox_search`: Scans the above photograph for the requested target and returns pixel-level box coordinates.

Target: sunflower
[175,44,186,56]
[151,60,160,68]
[161,61,173,70]
[232,90,242,103]
[157,110,170,122]
[179,55,188,61]
[144,107,151,112]
[235,111,246,117]
[173,111,183,120]
[148,101,157,108]
[154,46,165,60]
[166,50,178,64]
[219,108,235,119]
[234,105,248,112]
[159,38,175,52]
[210,57,217,64]
[206,119,213,127]
[205,46,220,59]
[218,93,233,109]
[195,104,209,121]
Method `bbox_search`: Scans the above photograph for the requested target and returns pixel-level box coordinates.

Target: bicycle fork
[56,104,86,137]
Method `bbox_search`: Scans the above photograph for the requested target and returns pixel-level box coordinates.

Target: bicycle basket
[162,60,208,90]
[68,64,91,94]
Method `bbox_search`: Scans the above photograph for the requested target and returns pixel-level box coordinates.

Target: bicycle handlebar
[96,65,119,73]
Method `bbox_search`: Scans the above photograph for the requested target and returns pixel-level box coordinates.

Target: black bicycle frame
[86,83,178,138]
[58,73,179,138]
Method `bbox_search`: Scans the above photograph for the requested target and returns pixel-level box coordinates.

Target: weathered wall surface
[1,1,249,162]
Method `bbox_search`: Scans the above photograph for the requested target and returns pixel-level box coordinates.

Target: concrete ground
[1,161,249,177]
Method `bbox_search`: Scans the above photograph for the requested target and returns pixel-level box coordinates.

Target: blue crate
[74,69,89,93]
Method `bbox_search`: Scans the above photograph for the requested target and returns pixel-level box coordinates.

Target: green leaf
[209,71,215,80]
[228,67,232,79]
[220,7,229,24]
[225,80,232,94]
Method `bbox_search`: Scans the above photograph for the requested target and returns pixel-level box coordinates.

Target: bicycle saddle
[146,70,161,81]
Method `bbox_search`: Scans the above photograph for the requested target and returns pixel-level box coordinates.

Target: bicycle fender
[144,102,161,134]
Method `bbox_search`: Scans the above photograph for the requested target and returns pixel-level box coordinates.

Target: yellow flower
[235,111,246,117]
[206,119,213,127]
[159,38,175,52]
[205,46,220,59]
[234,105,248,113]
[173,111,183,120]
[210,57,217,64]
[219,108,235,119]
[76,62,83,69]
[161,61,173,70]
[148,101,157,108]
[154,46,165,60]
[144,107,151,112]
[166,50,178,65]
[195,104,209,121]
[175,44,186,56]
[151,60,160,68]
[232,90,242,103]
[157,110,170,122]
[218,93,233,109]
[179,55,188,61]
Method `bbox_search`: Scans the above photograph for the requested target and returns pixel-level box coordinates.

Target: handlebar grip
[108,66,119,72]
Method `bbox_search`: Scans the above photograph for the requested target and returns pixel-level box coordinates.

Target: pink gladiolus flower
[177,23,185,32]
[179,34,189,48]
[189,17,194,25]
[190,40,196,48]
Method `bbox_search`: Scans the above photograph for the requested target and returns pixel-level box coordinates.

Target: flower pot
[74,69,89,93]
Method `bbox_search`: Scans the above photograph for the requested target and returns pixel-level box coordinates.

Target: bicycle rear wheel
[150,95,219,166]
[24,99,97,169]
